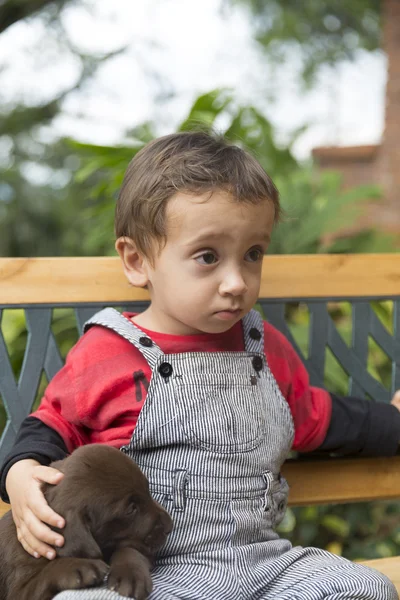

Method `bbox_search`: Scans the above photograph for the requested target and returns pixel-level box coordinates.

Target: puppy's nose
[159,510,173,534]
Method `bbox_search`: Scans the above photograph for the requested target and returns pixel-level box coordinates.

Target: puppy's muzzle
[145,509,173,549]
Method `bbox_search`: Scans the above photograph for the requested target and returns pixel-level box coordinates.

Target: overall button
[139,336,153,347]
[249,327,261,341]
[159,362,173,378]
[252,356,263,372]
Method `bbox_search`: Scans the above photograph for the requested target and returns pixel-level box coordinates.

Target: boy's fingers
[22,510,64,549]
[29,497,65,529]
[33,466,64,485]
[28,486,65,529]
[18,519,59,560]
[17,531,40,558]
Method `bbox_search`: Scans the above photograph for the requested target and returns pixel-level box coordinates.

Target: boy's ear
[115,237,150,288]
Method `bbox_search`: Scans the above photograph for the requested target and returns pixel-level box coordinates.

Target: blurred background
[2,0,400,258]
[1,0,400,563]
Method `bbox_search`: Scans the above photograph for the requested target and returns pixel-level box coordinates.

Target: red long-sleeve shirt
[32,314,331,454]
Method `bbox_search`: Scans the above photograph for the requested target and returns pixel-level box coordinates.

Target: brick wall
[312,146,380,190]
[313,0,400,232]
[376,0,400,228]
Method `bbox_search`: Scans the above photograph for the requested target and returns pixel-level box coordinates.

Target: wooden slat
[0,257,148,305]
[360,557,400,594]
[1,459,398,519]
[1,254,400,305]
[260,254,400,299]
[283,456,400,506]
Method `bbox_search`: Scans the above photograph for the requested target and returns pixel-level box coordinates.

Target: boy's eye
[195,252,218,265]
[246,248,263,262]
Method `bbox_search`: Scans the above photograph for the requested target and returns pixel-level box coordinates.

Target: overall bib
[55,308,398,600]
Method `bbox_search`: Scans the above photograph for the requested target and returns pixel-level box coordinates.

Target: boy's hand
[391,390,400,412]
[5,459,65,560]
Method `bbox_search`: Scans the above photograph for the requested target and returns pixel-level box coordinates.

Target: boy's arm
[0,416,68,502]
[0,331,95,503]
[263,321,400,456]
[1,323,147,505]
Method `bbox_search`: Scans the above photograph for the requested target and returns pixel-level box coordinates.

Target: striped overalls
[55,308,398,600]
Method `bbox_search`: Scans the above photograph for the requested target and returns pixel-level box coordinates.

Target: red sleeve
[31,326,150,453]
[32,359,87,453]
[263,321,332,452]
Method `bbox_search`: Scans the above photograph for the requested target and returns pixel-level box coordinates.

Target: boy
[1,131,400,600]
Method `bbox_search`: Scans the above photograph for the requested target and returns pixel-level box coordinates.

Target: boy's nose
[219,271,248,296]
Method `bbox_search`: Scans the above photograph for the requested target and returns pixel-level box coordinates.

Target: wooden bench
[1,254,400,592]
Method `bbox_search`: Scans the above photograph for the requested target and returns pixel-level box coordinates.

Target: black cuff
[0,417,68,503]
[1,451,53,503]
[363,401,400,456]
[318,394,400,457]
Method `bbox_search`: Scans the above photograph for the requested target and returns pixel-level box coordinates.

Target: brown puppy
[0,445,172,600]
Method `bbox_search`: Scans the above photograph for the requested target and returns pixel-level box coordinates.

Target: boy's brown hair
[115,130,280,259]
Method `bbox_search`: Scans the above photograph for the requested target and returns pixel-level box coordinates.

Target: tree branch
[0,0,69,34]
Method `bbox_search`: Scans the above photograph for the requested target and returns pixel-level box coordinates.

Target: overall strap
[242,309,265,354]
[84,307,163,370]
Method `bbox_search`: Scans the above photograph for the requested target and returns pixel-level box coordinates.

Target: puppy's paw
[55,557,109,590]
[108,561,153,599]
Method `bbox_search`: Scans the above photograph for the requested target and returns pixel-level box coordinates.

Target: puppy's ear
[43,477,102,560]
[56,507,102,559]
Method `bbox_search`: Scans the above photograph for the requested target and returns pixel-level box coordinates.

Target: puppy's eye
[126,502,138,515]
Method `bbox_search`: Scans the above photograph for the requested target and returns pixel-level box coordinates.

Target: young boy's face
[129,190,275,335]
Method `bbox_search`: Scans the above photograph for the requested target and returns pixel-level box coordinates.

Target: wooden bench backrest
[1,254,400,507]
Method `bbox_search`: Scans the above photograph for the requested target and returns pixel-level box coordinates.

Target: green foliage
[0,0,125,258]
[0,1,387,256]
[0,138,96,257]
[229,0,381,86]
[280,500,400,561]
[271,169,395,255]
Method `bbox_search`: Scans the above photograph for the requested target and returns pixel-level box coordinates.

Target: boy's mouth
[214,309,242,320]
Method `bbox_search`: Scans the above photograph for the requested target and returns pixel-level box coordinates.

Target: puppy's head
[44,445,172,561]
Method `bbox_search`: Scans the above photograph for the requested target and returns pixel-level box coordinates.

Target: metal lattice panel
[1,298,400,463]
[261,298,400,403]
